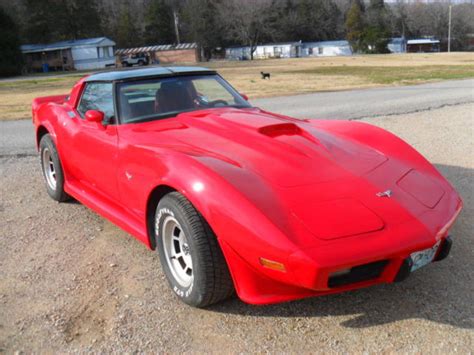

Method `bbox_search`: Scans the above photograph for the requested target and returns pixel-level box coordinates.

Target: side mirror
[85,110,105,123]
[240,93,249,101]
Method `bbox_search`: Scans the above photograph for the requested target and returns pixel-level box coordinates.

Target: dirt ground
[0,52,473,121]
[0,103,473,353]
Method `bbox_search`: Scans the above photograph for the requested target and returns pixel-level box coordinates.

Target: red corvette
[33,67,462,307]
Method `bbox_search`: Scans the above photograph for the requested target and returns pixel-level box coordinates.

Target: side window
[77,82,114,120]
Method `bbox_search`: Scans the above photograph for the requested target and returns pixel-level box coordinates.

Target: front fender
[133,150,303,299]
[311,120,440,177]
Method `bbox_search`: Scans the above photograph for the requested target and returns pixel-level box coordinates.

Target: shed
[302,41,352,57]
[388,37,407,53]
[406,39,440,53]
[21,37,116,72]
[115,43,199,65]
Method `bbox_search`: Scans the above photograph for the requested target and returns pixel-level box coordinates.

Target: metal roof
[21,37,115,54]
[226,42,300,49]
[116,43,197,55]
[389,37,406,44]
[407,39,440,45]
[303,40,350,48]
[85,66,214,82]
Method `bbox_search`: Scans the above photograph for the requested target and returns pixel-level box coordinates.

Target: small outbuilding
[21,37,116,72]
[302,40,352,57]
[388,37,407,53]
[406,38,440,53]
[115,43,199,66]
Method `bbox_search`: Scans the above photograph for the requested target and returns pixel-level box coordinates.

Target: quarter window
[77,82,115,120]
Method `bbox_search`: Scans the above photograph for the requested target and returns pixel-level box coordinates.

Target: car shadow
[208,163,474,330]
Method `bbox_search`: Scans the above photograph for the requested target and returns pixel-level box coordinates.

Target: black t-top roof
[85,66,216,82]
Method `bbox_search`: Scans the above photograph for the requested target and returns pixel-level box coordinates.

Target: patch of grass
[0,76,79,121]
[288,65,474,85]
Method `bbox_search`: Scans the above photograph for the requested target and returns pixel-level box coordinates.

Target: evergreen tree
[23,0,60,43]
[181,0,224,60]
[115,2,142,47]
[0,7,22,76]
[143,0,175,45]
[363,0,390,53]
[60,0,102,40]
[23,0,102,43]
[346,0,365,52]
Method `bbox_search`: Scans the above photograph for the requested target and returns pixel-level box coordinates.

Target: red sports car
[33,67,462,307]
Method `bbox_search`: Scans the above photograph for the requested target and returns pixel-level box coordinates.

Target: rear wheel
[39,134,69,202]
[155,192,234,307]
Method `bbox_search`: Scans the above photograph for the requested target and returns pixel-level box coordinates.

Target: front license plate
[410,241,441,272]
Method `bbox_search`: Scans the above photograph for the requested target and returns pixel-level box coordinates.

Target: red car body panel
[32,71,462,305]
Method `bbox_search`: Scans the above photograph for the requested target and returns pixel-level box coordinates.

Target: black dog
[261,71,271,79]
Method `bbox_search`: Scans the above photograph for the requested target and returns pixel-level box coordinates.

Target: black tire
[39,134,69,202]
[138,60,144,66]
[155,192,234,307]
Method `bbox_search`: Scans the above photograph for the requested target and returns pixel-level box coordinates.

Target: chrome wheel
[42,147,57,190]
[162,216,193,288]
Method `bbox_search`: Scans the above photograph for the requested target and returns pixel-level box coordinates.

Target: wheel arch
[36,125,50,150]
[145,184,178,249]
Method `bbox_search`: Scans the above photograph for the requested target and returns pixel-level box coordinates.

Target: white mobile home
[302,41,352,57]
[226,42,302,60]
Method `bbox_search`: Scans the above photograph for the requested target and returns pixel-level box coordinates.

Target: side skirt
[64,180,151,249]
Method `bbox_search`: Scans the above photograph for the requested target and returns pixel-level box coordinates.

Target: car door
[62,81,120,203]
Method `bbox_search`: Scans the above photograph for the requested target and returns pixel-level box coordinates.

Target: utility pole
[173,10,181,45]
[448,4,452,52]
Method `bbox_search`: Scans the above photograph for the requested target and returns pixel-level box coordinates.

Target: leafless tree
[216,0,273,60]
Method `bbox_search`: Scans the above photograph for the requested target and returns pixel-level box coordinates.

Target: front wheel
[39,134,69,202]
[155,192,234,307]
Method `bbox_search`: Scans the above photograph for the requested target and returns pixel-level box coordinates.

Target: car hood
[170,108,388,188]
[129,107,451,242]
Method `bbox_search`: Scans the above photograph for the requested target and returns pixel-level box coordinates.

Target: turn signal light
[436,203,463,240]
[259,257,286,272]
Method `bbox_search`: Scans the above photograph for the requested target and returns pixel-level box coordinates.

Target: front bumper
[394,235,452,282]
[221,222,456,305]
[220,199,461,305]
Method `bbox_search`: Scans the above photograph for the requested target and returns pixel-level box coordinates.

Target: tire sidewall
[155,198,205,306]
[39,135,65,201]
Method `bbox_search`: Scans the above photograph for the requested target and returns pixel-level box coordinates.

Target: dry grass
[211,52,474,98]
[0,76,82,121]
[1,52,473,121]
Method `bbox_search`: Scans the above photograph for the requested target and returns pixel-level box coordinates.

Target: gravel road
[0,101,473,351]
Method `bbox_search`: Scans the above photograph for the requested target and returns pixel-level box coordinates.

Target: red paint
[32,72,463,305]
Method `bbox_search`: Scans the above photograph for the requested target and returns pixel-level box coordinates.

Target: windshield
[117,74,251,123]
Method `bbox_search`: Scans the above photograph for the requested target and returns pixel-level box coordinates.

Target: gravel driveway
[0,103,473,353]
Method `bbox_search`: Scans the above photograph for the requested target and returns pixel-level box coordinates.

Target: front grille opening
[328,260,389,288]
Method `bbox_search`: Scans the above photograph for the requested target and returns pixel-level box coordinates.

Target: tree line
[1,0,473,76]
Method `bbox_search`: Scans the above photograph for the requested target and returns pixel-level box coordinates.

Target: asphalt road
[252,78,474,119]
[1,79,473,157]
